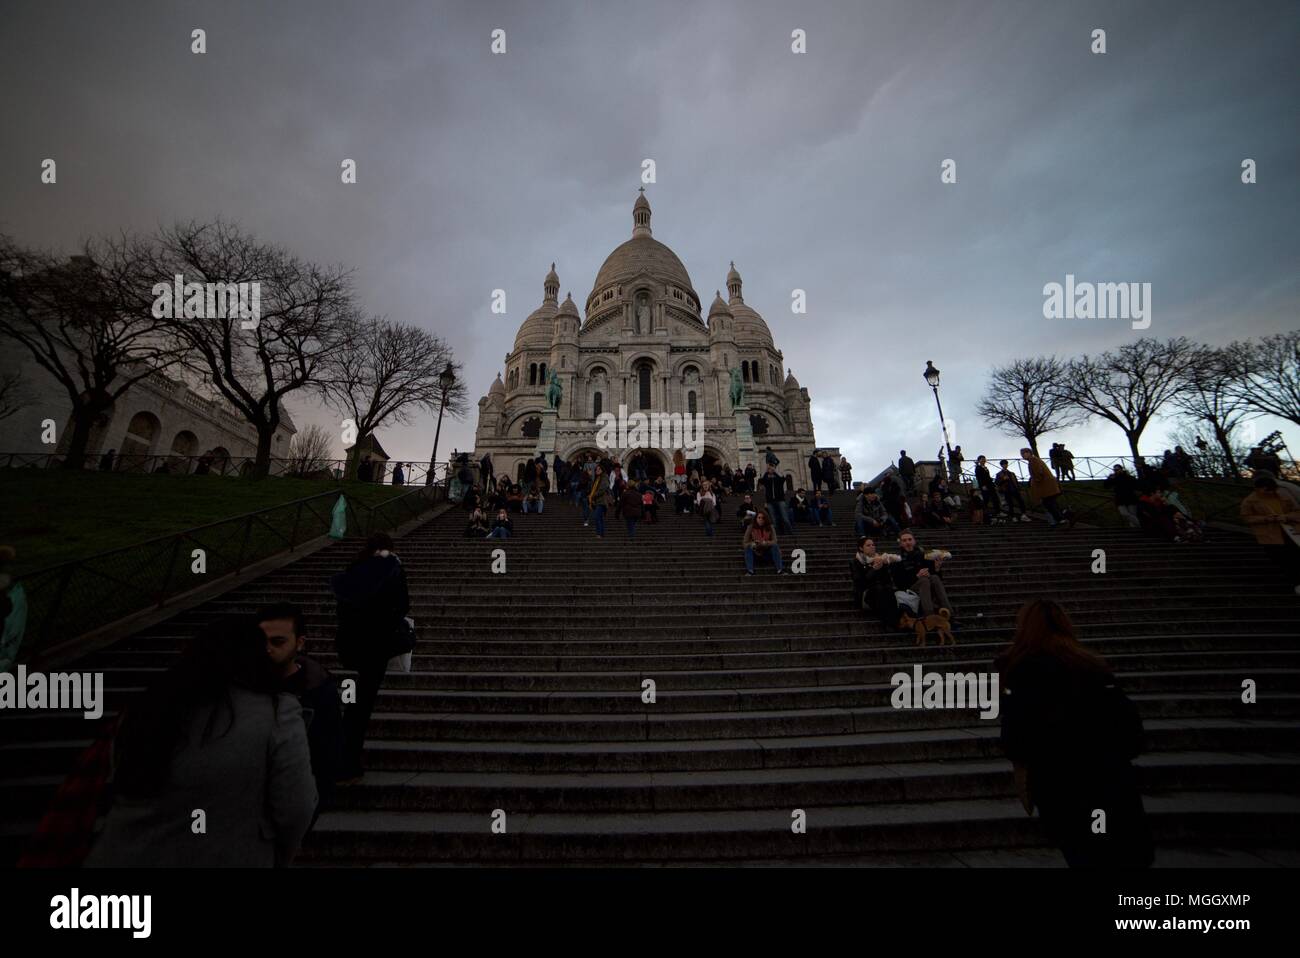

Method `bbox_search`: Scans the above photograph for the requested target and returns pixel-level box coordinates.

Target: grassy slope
[0,469,410,573]
[1055,478,1253,529]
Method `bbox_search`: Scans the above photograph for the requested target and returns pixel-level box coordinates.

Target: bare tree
[1168,423,1249,480]
[1058,337,1198,469]
[0,368,29,422]
[0,233,182,468]
[318,316,469,477]
[1224,331,1300,428]
[976,356,1085,455]
[1170,345,1258,478]
[150,221,356,478]
[286,422,335,477]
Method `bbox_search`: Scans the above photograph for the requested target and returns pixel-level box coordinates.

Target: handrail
[10,480,446,661]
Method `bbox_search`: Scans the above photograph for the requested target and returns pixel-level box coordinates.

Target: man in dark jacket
[898,450,916,493]
[974,455,1000,523]
[821,453,838,493]
[892,530,952,617]
[808,453,823,493]
[331,540,410,782]
[760,465,793,534]
[259,602,342,821]
[479,452,493,488]
[1104,464,1141,528]
[620,485,644,537]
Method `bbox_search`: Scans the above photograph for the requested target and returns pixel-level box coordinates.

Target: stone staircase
[4,487,1300,865]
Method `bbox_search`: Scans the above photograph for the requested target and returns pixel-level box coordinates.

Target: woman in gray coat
[86,617,317,867]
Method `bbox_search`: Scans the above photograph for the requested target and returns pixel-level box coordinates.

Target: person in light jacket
[87,617,316,867]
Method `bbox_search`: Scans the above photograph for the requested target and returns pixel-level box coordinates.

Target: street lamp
[922,360,954,468]
[426,362,456,485]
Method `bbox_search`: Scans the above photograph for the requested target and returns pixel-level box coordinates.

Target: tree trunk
[250,425,274,479]
[1127,432,1144,472]
[60,409,94,470]
[1213,424,1239,479]
[1023,433,1040,457]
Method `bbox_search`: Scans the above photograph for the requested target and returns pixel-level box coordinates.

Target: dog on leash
[898,607,956,647]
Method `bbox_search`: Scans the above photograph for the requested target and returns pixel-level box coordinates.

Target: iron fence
[0,451,452,486]
[949,454,1298,484]
[12,481,445,662]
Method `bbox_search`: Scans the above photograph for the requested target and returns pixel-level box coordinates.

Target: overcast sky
[2,0,1297,473]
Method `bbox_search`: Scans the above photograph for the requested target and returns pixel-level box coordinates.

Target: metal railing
[948,454,1299,484]
[12,481,445,662]
[0,451,453,486]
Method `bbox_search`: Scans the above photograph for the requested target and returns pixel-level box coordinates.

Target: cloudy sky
[2,0,1297,473]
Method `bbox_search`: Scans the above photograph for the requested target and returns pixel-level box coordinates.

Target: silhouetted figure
[997,599,1153,869]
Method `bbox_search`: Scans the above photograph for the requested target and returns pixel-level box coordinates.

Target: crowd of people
[31,436,1300,871]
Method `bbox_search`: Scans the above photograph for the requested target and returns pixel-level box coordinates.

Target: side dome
[513,264,561,351]
[513,303,557,351]
[730,302,775,349]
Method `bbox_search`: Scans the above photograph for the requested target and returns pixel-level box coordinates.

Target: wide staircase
[4,487,1300,865]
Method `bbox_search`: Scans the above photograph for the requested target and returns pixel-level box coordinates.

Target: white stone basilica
[473,192,820,484]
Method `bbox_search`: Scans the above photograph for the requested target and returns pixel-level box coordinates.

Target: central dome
[587,193,699,310]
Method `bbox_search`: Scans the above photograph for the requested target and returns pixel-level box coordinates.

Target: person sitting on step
[855,487,900,539]
[736,493,758,529]
[892,530,953,619]
[465,507,489,538]
[523,482,544,514]
[789,487,815,524]
[742,510,784,575]
[812,489,833,526]
[922,490,955,528]
[849,537,901,628]
[641,485,658,523]
[488,509,513,539]
[506,483,524,513]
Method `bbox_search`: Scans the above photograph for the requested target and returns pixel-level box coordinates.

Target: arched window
[742,363,750,383]
[770,364,777,384]
[593,391,603,417]
[637,363,652,409]
[529,363,538,386]
[539,363,547,385]
[750,360,760,382]
[687,390,697,415]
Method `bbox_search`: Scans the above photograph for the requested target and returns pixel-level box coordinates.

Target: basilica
[473,192,821,485]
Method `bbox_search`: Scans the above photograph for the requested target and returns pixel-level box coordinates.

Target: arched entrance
[169,430,198,474]
[625,448,666,480]
[120,411,161,472]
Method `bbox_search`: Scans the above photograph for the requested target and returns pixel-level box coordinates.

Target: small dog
[898,608,956,647]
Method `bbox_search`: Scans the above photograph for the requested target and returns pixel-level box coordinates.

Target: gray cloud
[2,0,1296,472]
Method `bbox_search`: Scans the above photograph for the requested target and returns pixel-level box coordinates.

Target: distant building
[0,349,297,473]
[345,433,391,482]
[473,192,820,485]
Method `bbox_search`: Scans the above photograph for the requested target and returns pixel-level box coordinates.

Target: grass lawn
[0,469,411,573]
[1056,478,1253,529]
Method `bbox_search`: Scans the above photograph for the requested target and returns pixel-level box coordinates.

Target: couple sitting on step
[849,530,954,631]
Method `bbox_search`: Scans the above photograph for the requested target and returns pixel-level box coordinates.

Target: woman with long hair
[331,532,411,783]
[86,617,316,867]
[997,599,1152,868]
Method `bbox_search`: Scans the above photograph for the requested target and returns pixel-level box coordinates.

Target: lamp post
[426,363,456,485]
[923,360,955,471]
